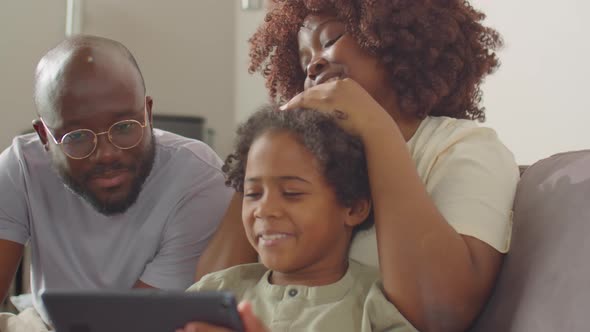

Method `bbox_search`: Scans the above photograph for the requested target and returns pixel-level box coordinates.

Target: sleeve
[425,127,520,253]
[362,281,419,331]
[139,154,233,290]
[0,144,31,245]
[186,271,227,292]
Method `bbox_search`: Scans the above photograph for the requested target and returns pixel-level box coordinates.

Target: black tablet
[42,290,244,332]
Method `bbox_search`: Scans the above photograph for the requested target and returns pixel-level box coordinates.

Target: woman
[196,1,519,331]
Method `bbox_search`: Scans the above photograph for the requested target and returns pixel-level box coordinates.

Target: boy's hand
[176,301,269,332]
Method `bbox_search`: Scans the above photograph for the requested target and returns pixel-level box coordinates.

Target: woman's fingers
[280,82,339,112]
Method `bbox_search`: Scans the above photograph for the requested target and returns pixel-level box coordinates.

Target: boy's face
[242,130,355,279]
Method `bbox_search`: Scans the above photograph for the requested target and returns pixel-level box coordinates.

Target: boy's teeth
[261,234,288,240]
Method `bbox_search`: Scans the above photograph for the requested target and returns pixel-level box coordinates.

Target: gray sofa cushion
[471,150,590,331]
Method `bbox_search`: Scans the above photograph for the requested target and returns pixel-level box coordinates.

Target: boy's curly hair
[249,0,503,121]
[223,106,373,233]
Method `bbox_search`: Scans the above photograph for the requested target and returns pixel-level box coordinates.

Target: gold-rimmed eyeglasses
[40,107,149,160]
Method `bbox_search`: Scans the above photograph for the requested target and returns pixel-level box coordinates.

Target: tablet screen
[42,290,243,332]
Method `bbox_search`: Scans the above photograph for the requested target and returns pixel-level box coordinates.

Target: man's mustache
[85,163,135,180]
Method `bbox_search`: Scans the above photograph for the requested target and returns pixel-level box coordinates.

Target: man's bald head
[31,35,155,216]
[34,35,146,121]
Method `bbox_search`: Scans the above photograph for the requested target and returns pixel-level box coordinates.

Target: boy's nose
[254,193,283,220]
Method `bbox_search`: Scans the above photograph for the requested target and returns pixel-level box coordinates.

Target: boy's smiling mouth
[257,232,294,247]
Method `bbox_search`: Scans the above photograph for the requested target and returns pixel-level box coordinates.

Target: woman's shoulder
[409,116,500,149]
[408,116,517,176]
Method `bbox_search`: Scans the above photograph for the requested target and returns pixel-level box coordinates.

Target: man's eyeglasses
[40,107,149,160]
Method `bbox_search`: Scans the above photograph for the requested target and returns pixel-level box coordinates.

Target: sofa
[470,149,590,331]
[4,150,589,329]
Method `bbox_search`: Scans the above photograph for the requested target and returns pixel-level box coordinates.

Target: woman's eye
[323,34,343,48]
[300,59,309,74]
[244,192,261,199]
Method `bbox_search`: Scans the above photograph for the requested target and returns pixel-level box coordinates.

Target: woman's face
[297,13,391,103]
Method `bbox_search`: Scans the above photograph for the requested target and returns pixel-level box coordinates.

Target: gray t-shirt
[0,129,232,323]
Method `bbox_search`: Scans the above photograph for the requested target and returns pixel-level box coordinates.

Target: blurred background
[0,0,588,163]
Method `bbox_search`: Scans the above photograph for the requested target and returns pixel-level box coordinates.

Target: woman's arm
[362,118,502,332]
[282,79,508,332]
[195,193,257,280]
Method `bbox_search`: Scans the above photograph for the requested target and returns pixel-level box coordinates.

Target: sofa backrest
[470,150,590,331]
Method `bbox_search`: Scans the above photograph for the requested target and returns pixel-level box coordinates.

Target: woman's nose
[306,57,328,81]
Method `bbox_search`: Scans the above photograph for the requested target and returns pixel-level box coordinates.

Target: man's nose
[92,133,120,163]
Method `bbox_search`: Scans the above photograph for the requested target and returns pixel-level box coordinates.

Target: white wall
[233,1,590,165]
[82,0,236,157]
[0,1,66,150]
[474,0,590,165]
[0,0,236,158]
[233,4,267,125]
[2,1,588,164]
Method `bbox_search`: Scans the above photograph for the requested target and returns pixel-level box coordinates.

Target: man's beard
[58,134,156,216]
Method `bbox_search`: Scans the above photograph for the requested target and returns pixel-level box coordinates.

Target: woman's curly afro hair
[249,0,503,121]
[223,106,373,233]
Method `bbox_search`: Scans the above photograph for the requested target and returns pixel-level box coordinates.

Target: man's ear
[344,199,372,227]
[32,119,49,150]
[145,96,154,130]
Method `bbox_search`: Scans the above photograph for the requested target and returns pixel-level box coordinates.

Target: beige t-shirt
[350,116,520,266]
[187,260,418,332]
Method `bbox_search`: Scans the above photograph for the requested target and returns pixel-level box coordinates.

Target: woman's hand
[280,78,393,137]
[176,301,269,332]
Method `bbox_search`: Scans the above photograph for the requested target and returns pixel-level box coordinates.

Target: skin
[194,13,420,280]
[0,37,158,301]
[187,130,369,331]
[198,13,504,332]
[280,14,504,332]
[242,131,369,286]
[33,41,155,216]
[0,240,24,304]
[178,301,269,332]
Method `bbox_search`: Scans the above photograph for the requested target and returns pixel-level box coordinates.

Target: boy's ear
[344,199,372,227]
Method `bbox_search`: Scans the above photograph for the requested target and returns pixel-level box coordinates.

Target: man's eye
[113,122,134,131]
[63,131,90,143]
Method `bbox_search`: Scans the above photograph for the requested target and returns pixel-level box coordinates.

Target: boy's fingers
[181,322,233,332]
[237,301,270,332]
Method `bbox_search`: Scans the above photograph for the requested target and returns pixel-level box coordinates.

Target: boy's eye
[244,192,262,199]
[283,192,304,197]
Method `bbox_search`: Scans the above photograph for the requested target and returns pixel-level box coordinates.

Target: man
[0,35,232,328]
